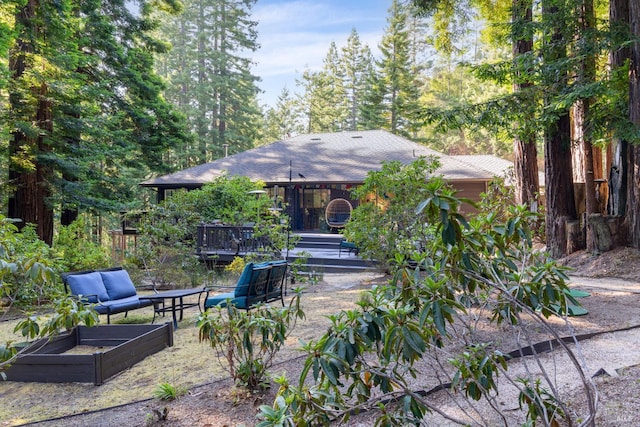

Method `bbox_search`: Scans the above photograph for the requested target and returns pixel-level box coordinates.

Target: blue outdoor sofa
[203,260,288,310]
[62,267,154,323]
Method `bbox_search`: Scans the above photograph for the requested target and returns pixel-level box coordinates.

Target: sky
[252,0,392,108]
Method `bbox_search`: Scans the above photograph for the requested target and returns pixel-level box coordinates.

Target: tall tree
[7,0,56,243]
[511,0,540,210]
[297,43,348,133]
[340,29,375,131]
[157,0,262,162]
[3,0,190,244]
[607,0,630,217]
[628,0,640,247]
[363,0,423,136]
[261,87,303,143]
[542,0,576,257]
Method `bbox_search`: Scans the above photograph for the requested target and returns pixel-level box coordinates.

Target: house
[141,130,512,232]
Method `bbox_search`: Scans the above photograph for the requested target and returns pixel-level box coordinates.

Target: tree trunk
[608,0,630,219]
[512,0,540,211]
[628,0,640,248]
[8,0,54,245]
[543,0,576,258]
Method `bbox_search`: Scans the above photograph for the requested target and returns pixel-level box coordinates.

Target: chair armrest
[204,284,236,291]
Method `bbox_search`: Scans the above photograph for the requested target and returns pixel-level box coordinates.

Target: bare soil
[3,247,640,426]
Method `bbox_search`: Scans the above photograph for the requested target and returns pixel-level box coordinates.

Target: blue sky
[253,0,391,108]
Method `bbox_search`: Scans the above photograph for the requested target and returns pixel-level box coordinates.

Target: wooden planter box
[4,323,173,385]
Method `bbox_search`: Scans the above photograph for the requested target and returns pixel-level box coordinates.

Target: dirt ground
[4,247,640,426]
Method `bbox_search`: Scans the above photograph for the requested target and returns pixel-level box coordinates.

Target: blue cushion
[100,269,137,300]
[204,293,248,310]
[100,295,143,313]
[234,263,254,297]
[66,272,109,303]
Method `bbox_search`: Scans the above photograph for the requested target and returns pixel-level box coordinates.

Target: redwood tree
[8,0,55,244]
[628,0,640,247]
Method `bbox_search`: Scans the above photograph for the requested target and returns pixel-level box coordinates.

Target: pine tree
[361,0,423,136]
[341,29,375,131]
[296,42,349,133]
[261,87,304,143]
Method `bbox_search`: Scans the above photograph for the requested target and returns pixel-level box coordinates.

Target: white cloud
[253,0,389,106]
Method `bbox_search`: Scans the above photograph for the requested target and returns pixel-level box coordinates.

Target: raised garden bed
[4,323,173,385]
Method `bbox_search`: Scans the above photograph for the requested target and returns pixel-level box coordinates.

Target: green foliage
[15,295,100,339]
[260,180,588,425]
[153,382,186,401]
[0,216,58,307]
[477,173,545,241]
[343,157,445,271]
[155,0,262,162]
[197,290,305,391]
[53,217,111,272]
[1,295,99,377]
[517,378,565,426]
[4,0,192,236]
[135,176,291,288]
[361,0,423,136]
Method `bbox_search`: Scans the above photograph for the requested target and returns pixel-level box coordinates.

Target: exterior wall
[448,181,489,214]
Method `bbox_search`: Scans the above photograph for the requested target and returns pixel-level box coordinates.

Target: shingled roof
[141,130,509,187]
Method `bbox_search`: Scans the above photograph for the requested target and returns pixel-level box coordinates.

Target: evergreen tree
[2,0,190,244]
[297,43,348,133]
[156,0,262,163]
[362,0,423,137]
[340,29,376,131]
[261,87,304,143]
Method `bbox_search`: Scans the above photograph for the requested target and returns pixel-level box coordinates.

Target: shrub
[343,157,447,271]
[0,216,58,308]
[54,216,112,272]
[259,180,594,426]
[134,175,292,288]
[197,290,304,391]
[153,382,186,401]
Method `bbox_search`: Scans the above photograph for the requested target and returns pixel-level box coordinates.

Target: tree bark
[512,0,540,211]
[628,0,640,248]
[8,0,54,245]
[543,0,576,258]
[608,0,630,218]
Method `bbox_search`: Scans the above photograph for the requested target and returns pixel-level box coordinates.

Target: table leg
[171,297,178,329]
[179,297,185,321]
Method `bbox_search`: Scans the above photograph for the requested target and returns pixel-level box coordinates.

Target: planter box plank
[5,323,173,385]
[28,333,77,354]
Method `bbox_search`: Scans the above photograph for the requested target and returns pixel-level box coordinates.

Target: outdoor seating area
[325,198,353,230]
[203,259,288,310]
[62,267,155,324]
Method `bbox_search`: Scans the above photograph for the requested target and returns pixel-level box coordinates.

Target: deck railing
[196,224,275,259]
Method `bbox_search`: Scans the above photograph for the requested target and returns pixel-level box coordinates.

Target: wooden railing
[196,224,276,260]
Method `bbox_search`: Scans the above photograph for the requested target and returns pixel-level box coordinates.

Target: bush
[259,183,593,426]
[197,290,305,391]
[0,216,58,308]
[134,175,292,288]
[343,157,447,271]
[54,217,112,272]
